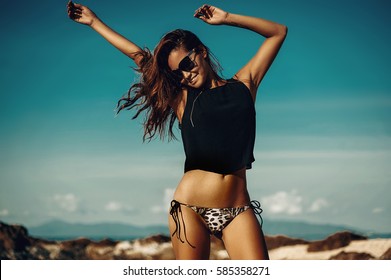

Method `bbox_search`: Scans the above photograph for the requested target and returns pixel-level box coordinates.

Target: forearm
[224,13,287,38]
[90,18,143,65]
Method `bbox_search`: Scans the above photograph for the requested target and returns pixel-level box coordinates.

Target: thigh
[222,209,269,260]
[168,205,211,259]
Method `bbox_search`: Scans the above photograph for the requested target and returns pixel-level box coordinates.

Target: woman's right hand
[66,1,143,65]
[67,1,97,26]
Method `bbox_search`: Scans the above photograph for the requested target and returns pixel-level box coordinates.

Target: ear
[202,49,207,59]
[198,45,208,58]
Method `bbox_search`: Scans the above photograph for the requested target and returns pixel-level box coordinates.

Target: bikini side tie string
[250,200,264,227]
[169,200,195,248]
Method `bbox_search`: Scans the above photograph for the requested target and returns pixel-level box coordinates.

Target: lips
[188,74,197,84]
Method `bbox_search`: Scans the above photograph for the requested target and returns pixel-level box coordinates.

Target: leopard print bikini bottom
[169,199,263,248]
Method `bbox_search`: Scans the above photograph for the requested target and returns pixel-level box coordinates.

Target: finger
[199,8,208,19]
[72,14,82,21]
[68,8,82,20]
[68,8,82,18]
[195,14,208,23]
[69,7,82,14]
[73,3,83,8]
[194,12,205,19]
[67,2,73,13]
[201,6,212,19]
[194,7,203,18]
[201,4,211,13]
[67,2,80,11]
[68,10,80,19]
[203,5,213,18]
[67,1,75,10]
[69,13,79,21]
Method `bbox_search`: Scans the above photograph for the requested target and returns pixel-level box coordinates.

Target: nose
[182,70,192,81]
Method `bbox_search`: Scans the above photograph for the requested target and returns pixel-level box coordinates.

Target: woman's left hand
[194,4,228,25]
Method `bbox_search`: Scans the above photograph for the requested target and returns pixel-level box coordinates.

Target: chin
[192,75,206,88]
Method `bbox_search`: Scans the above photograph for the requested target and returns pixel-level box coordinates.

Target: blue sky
[1,0,390,233]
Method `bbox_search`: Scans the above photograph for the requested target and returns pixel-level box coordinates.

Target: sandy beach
[269,238,391,260]
[1,221,390,260]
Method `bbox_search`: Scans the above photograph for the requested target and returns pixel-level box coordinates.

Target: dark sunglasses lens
[179,57,195,72]
[171,51,196,81]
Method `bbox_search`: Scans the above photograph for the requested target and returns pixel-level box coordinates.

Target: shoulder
[231,75,256,102]
[170,87,189,124]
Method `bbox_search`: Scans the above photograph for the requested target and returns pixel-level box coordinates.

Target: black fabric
[181,79,256,174]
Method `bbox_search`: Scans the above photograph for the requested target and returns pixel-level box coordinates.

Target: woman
[67,1,287,260]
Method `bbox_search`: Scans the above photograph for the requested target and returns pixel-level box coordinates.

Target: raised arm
[67,1,144,67]
[195,5,287,98]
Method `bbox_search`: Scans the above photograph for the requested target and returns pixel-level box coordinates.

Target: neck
[203,73,224,90]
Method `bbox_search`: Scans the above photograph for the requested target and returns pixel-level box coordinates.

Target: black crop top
[181,79,256,174]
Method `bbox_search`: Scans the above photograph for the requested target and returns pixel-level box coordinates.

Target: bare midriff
[173,168,251,208]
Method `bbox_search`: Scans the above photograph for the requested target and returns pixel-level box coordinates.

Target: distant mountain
[264,220,391,240]
[28,219,390,241]
[263,219,358,240]
[28,220,168,241]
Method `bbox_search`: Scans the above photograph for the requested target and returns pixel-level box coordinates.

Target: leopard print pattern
[189,205,251,236]
[170,200,264,245]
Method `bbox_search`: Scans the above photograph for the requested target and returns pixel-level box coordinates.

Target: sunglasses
[171,49,197,81]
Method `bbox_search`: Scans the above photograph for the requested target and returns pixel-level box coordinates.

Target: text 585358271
[216,266,270,276]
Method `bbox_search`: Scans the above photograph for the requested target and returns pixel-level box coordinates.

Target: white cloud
[150,205,163,214]
[0,209,9,217]
[261,190,303,215]
[308,198,329,212]
[104,201,134,213]
[372,208,384,214]
[164,188,175,207]
[53,193,78,212]
[105,201,123,212]
[150,188,175,214]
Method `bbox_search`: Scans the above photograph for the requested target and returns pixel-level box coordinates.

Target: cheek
[196,64,208,82]
[197,58,210,75]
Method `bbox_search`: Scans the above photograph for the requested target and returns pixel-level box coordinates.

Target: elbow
[272,24,287,42]
[269,24,287,39]
[279,24,288,38]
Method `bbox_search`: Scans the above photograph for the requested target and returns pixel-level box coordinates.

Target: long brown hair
[116,29,222,141]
